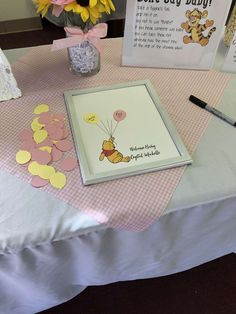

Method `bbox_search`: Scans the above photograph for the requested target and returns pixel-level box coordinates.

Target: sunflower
[33,0,115,24]
[64,0,115,24]
[33,0,52,17]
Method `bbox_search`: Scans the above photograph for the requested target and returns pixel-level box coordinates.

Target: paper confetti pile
[15,104,78,189]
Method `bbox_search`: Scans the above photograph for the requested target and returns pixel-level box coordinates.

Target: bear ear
[202,10,208,18]
[102,140,107,145]
[185,10,191,18]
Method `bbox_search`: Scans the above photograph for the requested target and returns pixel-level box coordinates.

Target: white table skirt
[1,40,236,313]
[1,187,236,314]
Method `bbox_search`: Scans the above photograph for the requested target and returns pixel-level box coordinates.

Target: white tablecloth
[1,40,236,314]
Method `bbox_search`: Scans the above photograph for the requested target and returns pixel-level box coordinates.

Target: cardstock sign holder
[0,49,22,101]
[122,0,232,70]
[64,80,192,185]
[222,32,236,73]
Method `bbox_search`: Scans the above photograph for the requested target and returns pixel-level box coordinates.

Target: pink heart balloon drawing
[113,110,126,122]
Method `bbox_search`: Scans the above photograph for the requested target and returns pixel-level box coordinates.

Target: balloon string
[96,123,109,136]
[112,121,119,136]
[100,120,110,136]
[110,120,113,136]
[107,120,112,136]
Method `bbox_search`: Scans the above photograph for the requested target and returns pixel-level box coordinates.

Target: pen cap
[189,95,207,109]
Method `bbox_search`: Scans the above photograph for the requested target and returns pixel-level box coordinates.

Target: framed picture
[64,80,192,185]
[122,0,232,70]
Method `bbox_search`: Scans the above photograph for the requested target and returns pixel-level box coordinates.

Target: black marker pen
[189,95,236,127]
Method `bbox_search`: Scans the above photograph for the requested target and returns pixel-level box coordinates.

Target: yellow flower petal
[100,0,110,14]
[90,0,97,8]
[35,0,51,16]
[90,14,97,24]
[43,5,51,16]
[108,0,115,11]
[73,4,84,13]
[64,3,77,12]
[97,3,105,13]
[89,7,100,19]
[81,8,89,22]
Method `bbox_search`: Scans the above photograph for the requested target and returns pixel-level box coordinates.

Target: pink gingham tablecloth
[0,38,231,231]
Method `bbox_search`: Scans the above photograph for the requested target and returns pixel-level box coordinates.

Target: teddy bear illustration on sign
[181,9,216,46]
[99,137,131,164]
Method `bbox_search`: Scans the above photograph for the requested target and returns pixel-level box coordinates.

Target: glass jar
[45,11,101,76]
[67,39,100,76]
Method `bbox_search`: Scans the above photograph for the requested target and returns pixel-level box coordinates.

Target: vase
[45,10,101,76]
[67,40,100,77]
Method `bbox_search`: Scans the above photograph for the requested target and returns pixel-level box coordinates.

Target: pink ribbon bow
[51,23,108,52]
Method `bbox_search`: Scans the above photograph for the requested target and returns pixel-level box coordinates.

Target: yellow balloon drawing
[84,113,99,124]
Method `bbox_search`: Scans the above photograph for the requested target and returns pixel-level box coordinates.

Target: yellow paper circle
[33,129,48,144]
[50,172,67,189]
[34,104,49,115]
[28,161,41,175]
[31,117,44,132]
[16,150,31,164]
[38,165,55,180]
[84,113,99,124]
[39,146,52,153]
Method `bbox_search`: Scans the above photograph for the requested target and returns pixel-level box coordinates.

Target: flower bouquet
[33,0,116,76]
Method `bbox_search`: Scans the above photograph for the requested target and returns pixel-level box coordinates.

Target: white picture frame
[122,0,232,70]
[64,80,192,185]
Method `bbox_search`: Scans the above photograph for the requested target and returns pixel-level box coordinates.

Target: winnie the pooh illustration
[99,137,131,164]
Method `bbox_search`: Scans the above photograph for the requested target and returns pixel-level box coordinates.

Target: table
[1,39,236,314]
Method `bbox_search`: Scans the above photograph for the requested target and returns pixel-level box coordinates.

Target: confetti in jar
[67,40,100,77]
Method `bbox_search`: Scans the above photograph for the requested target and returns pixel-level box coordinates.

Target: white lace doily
[0,49,22,102]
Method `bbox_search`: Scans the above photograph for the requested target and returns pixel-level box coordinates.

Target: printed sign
[122,0,232,70]
[222,32,236,73]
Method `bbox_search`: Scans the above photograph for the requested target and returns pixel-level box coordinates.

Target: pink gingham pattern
[0,39,231,231]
